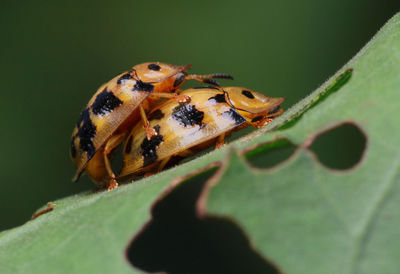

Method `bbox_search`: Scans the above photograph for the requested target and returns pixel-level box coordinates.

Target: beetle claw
[144,125,157,140]
[174,94,191,103]
[144,172,156,178]
[215,142,226,150]
[252,117,273,128]
[107,178,118,191]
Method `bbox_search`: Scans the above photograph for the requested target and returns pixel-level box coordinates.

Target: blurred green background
[1,1,399,231]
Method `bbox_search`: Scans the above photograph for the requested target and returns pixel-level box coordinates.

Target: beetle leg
[143,172,155,178]
[186,74,234,86]
[148,92,190,103]
[158,156,172,172]
[103,132,126,190]
[246,108,284,128]
[234,123,249,131]
[139,105,157,140]
[215,133,226,149]
[250,117,273,128]
[176,148,195,157]
[144,156,172,177]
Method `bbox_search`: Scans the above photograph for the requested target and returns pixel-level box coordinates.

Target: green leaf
[1,13,400,274]
[203,13,400,274]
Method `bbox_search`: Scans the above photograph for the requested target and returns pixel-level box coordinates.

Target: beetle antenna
[204,73,234,80]
[203,78,221,86]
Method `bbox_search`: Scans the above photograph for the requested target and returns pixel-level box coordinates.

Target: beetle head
[222,87,285,120]
[132,62,191,91]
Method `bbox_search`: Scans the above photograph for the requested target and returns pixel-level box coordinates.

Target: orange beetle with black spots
[119,86,284,179]
[70,62,232,189]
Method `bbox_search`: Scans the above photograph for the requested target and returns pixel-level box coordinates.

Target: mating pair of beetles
[71,62,284,190]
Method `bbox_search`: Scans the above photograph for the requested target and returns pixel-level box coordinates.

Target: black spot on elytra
[148,109,165,121]
[222,108,246,126]
[148,63,161,71]
[208,93,226,104]
[242,90,255,99]
[141,125,163,166]
[91,88,123,115]
[70,139,77,158]
[117,73,133,84]
[268,105,281,115]
[172,104,204,127]
[125,135,133,154]
[173,73,185,87]
[76,109,85,128]
[133,80,155,93]
[76,108,96,159]
[251,115,264,123]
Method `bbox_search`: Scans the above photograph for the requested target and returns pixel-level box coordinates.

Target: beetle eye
[268,105,281,115]
[173,72,185,87]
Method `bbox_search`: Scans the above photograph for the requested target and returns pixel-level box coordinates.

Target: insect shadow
[126,167,280,274]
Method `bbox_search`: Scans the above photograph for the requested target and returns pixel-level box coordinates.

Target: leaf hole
[308,123,367,170]
[280,68,353,130]
[125,167,279,274]
[244,139,297,169]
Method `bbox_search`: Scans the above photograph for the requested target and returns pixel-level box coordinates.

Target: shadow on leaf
[126,167,280,274]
